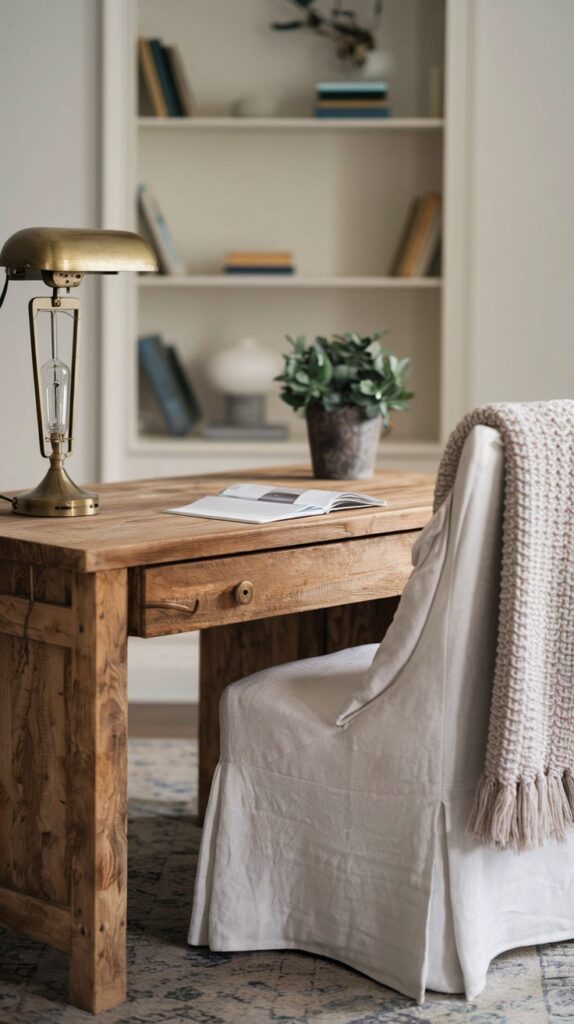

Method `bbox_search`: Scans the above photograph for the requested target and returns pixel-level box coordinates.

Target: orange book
[316,98,389,110]
[391,199,422,275]
[393,193,441,277]
[225,251,294,265]
[138,38,168,117]
[412,197,441,275]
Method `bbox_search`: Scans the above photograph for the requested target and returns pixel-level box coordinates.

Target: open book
[166,483,386,524]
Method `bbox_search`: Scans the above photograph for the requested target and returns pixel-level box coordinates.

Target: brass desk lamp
[0,228,157,517]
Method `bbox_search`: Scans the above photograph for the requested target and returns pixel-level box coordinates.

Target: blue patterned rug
[1,739,573,1023]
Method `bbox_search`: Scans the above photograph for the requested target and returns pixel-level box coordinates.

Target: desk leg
[68,569,129,1013]
[0,562,128,1015]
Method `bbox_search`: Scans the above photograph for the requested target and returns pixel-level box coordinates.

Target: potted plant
[276,332,414,479]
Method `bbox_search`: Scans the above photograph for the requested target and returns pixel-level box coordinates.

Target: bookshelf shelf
[137,116,444,131]
[129,435,442,460]
[138,275,442,289]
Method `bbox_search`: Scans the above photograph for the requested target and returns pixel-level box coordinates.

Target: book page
[167,495,324,524]
[221,484,386,512]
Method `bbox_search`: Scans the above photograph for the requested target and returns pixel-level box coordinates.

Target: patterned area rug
[1,739,573,1023]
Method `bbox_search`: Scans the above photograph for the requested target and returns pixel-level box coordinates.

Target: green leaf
[364,403,382,419]
[278,329,414,419]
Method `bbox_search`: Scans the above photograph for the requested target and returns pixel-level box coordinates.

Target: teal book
[316,80,388,95]
[149,39,182,116]
[138,335,194,436]
[166,345,202,425]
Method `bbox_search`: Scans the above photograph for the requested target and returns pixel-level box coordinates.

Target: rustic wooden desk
[0,466,433,1013]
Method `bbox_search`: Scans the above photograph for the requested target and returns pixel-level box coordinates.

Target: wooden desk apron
[0,467,434,1013]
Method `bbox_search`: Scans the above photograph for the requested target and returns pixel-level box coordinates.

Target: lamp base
[12,463,99,517]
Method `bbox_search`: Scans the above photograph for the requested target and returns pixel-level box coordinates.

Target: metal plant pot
[305,403,383,479]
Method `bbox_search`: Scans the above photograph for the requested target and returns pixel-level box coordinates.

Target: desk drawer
[129,531,417,638]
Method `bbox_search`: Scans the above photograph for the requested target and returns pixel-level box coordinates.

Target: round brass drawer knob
[234,580,254,605]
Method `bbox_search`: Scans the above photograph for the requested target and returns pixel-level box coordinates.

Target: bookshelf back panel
[138,287,440,443]
[138,0,445,119]
[138,130,442,276]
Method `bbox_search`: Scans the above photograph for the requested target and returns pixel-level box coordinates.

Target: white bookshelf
[101,0,471,703]
[101,0,471,484]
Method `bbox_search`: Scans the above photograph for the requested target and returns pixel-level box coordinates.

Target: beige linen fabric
[190,427,574,999]
[434,402,574,850]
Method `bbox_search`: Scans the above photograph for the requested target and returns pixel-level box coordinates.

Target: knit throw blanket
[434,401,574,850]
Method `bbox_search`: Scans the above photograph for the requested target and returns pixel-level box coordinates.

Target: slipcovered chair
[189,425,574,1001]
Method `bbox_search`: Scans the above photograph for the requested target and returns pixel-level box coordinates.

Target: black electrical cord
[0,273,9,310]
[0,274,15,505]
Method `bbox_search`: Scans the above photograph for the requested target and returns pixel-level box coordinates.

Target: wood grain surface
[0,466,433,1012]
[135,530,417,637]
[0,466,434,572]
[68,569,129,1013]
[0,885,72,953]
[0,630,70,907]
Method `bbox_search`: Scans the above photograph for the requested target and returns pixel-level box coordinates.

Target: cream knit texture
[434,401,574,850]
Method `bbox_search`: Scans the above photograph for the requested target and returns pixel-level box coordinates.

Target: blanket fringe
[468,772,574,850]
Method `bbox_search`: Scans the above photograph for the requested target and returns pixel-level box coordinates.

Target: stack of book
[314,81,390,119]
[392,193,442,277]
[138,184,186,275]
[223,251,295,275]
[139,335,201,437]
[138,37,194,117]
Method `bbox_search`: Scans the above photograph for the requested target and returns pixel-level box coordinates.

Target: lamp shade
[0,227,157,275]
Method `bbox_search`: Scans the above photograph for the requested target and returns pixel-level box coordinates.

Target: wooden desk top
[0,466,435,572]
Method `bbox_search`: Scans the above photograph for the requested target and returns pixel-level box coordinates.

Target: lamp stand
[12,437,99,517]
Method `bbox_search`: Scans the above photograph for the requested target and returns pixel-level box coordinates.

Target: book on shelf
[149,39,181,116]
[138,37,193,117]
[316,98,390,109]
[314,80,390,119]
[138,184,186,275]
[138,335,201,437]
[224,266,295,274]
[392,193,442,277]
[316,81,389,96]
[138,39,168,118]
[164,45,194,116]
[166,483,386,525]
[165,345,202,424]
[314,107,390,119]
[223,250,295,275]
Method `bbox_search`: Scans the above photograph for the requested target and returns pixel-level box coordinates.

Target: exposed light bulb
[41,357,70,436]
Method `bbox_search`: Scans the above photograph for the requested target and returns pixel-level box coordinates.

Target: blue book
[314,108,391,119]
[166,345,202,425]
[317,91,388,102]
[224,266,295,274]
[149,40,182,116]
[138,335,194,436]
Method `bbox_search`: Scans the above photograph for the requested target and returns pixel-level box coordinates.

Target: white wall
[466,0,574,406]
[0,0,100,491]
